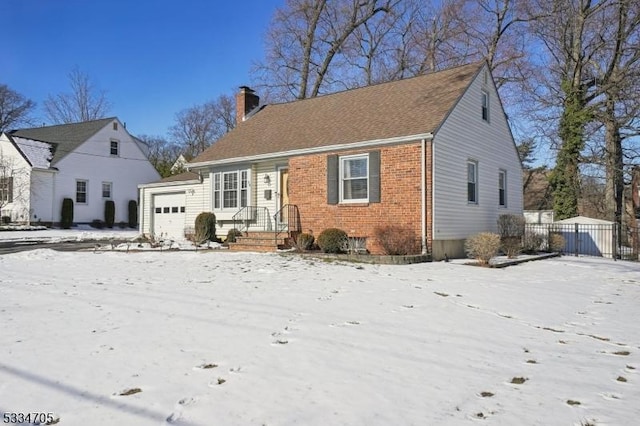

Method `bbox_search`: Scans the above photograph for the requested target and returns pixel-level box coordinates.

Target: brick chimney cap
[239,86,255,93]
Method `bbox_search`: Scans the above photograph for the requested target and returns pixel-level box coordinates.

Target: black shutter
[327,155,338,205]
[369,150,380,203]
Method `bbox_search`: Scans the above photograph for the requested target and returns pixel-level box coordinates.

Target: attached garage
[138,172,206,240]
[152,192,186,239]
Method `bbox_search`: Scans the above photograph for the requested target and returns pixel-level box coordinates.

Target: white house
[139,62,523,259]
[0,117,160,226]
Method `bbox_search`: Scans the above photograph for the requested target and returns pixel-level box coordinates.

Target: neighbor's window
[481,90,489,122]
[102,182,112,199]
[76,180,88,204]
[113,122,118,131]
[498,170,506,207]
[0,177,13,203]
[467,161,478,204]
[340,154,369,202]
[110,140,119,156]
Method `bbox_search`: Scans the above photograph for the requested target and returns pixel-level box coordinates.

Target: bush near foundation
[104,200,115,228]
[295,233,315,251]
[61,198,74,229]
[226,228,243,243]
[317,228,348,254]
[128,200,138,228]
[465,232,501,266]
[497,214,526,258]
[374,225,421,255]
[195,212,217,243]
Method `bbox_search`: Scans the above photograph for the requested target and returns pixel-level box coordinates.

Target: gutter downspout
[421,139,427,255]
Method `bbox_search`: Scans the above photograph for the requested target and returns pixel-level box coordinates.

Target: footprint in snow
[166,397,197,423]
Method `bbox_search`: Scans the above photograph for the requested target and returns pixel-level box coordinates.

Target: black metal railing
[273,204,301,246]
[232,206,271,234]
[524,223,639,261]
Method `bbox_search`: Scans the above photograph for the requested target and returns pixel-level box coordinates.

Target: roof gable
[191,62,483,165]
[10,117,116,165]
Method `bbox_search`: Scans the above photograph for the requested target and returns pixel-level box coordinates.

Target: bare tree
[168,94,236,159]
[254,0,394,101]
[44,67,111,124]
[0,151,29,223]
[137,135,182,178]
[0,84,36,132]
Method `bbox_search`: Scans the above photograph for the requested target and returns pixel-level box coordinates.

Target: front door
[278,167,289,226]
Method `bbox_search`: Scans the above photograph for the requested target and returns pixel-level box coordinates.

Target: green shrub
[295,233,315,251]
[226,228,243,243]
[317,228,348,253]
[128,200,138,228]
[374,225,421,255]
[61,198,74,229]
[195,212,217,243]
[465,232,501,266]
[104,200,115,228]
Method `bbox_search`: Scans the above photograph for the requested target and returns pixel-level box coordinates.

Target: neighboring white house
[139,62,523,259]
[0,117,160,225]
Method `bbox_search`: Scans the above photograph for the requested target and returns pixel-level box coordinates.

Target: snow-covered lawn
[1,250,639,426]
[0,226,139,244]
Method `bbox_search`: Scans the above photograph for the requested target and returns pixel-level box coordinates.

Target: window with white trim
[0,177,13,203]
[467,161,478,204]
[213,173,221,209]
[110,140,119,156]
[340,154,369,202]
[212,169,251,210]
[102,182,112,199]
[498,170,506,207]
[76,180,88,204]
[481,91,489,122]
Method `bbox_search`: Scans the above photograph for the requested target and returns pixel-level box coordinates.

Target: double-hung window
[102,182,112,199]
[498,170,506,207]
[110,140,119,156]
[481,91,490,122]
[340,154,369,202]
[76,180,88,204]
[0,177,13,203]
[467,161,478,204]
[212,169,251,210]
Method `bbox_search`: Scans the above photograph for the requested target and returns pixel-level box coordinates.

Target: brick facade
[288,142,433,254]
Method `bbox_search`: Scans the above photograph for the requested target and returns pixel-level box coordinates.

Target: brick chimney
[236,86,259,123]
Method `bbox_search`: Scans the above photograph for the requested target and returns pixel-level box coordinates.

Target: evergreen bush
[104,200,115,228]
[226,228,243,243]
[61,198,74,229]
[295,233,315,251]
[317,228,348,253]
[128,200,138,228]
[195,212,217,243]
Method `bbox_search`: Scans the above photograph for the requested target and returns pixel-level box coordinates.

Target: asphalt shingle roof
[10,117,115,165]
[191,62,483,165]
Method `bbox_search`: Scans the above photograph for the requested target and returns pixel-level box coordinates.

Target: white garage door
[152,192,186,239]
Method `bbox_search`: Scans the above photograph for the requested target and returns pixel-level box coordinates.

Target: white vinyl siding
[433,64,523,239]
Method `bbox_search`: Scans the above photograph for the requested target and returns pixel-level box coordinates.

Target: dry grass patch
[510,377,528,384]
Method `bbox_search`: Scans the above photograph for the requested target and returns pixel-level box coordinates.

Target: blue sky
[1,0,283,137]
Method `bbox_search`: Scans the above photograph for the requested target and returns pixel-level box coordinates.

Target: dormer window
[481,90,489,122]
[110,140,119,156]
